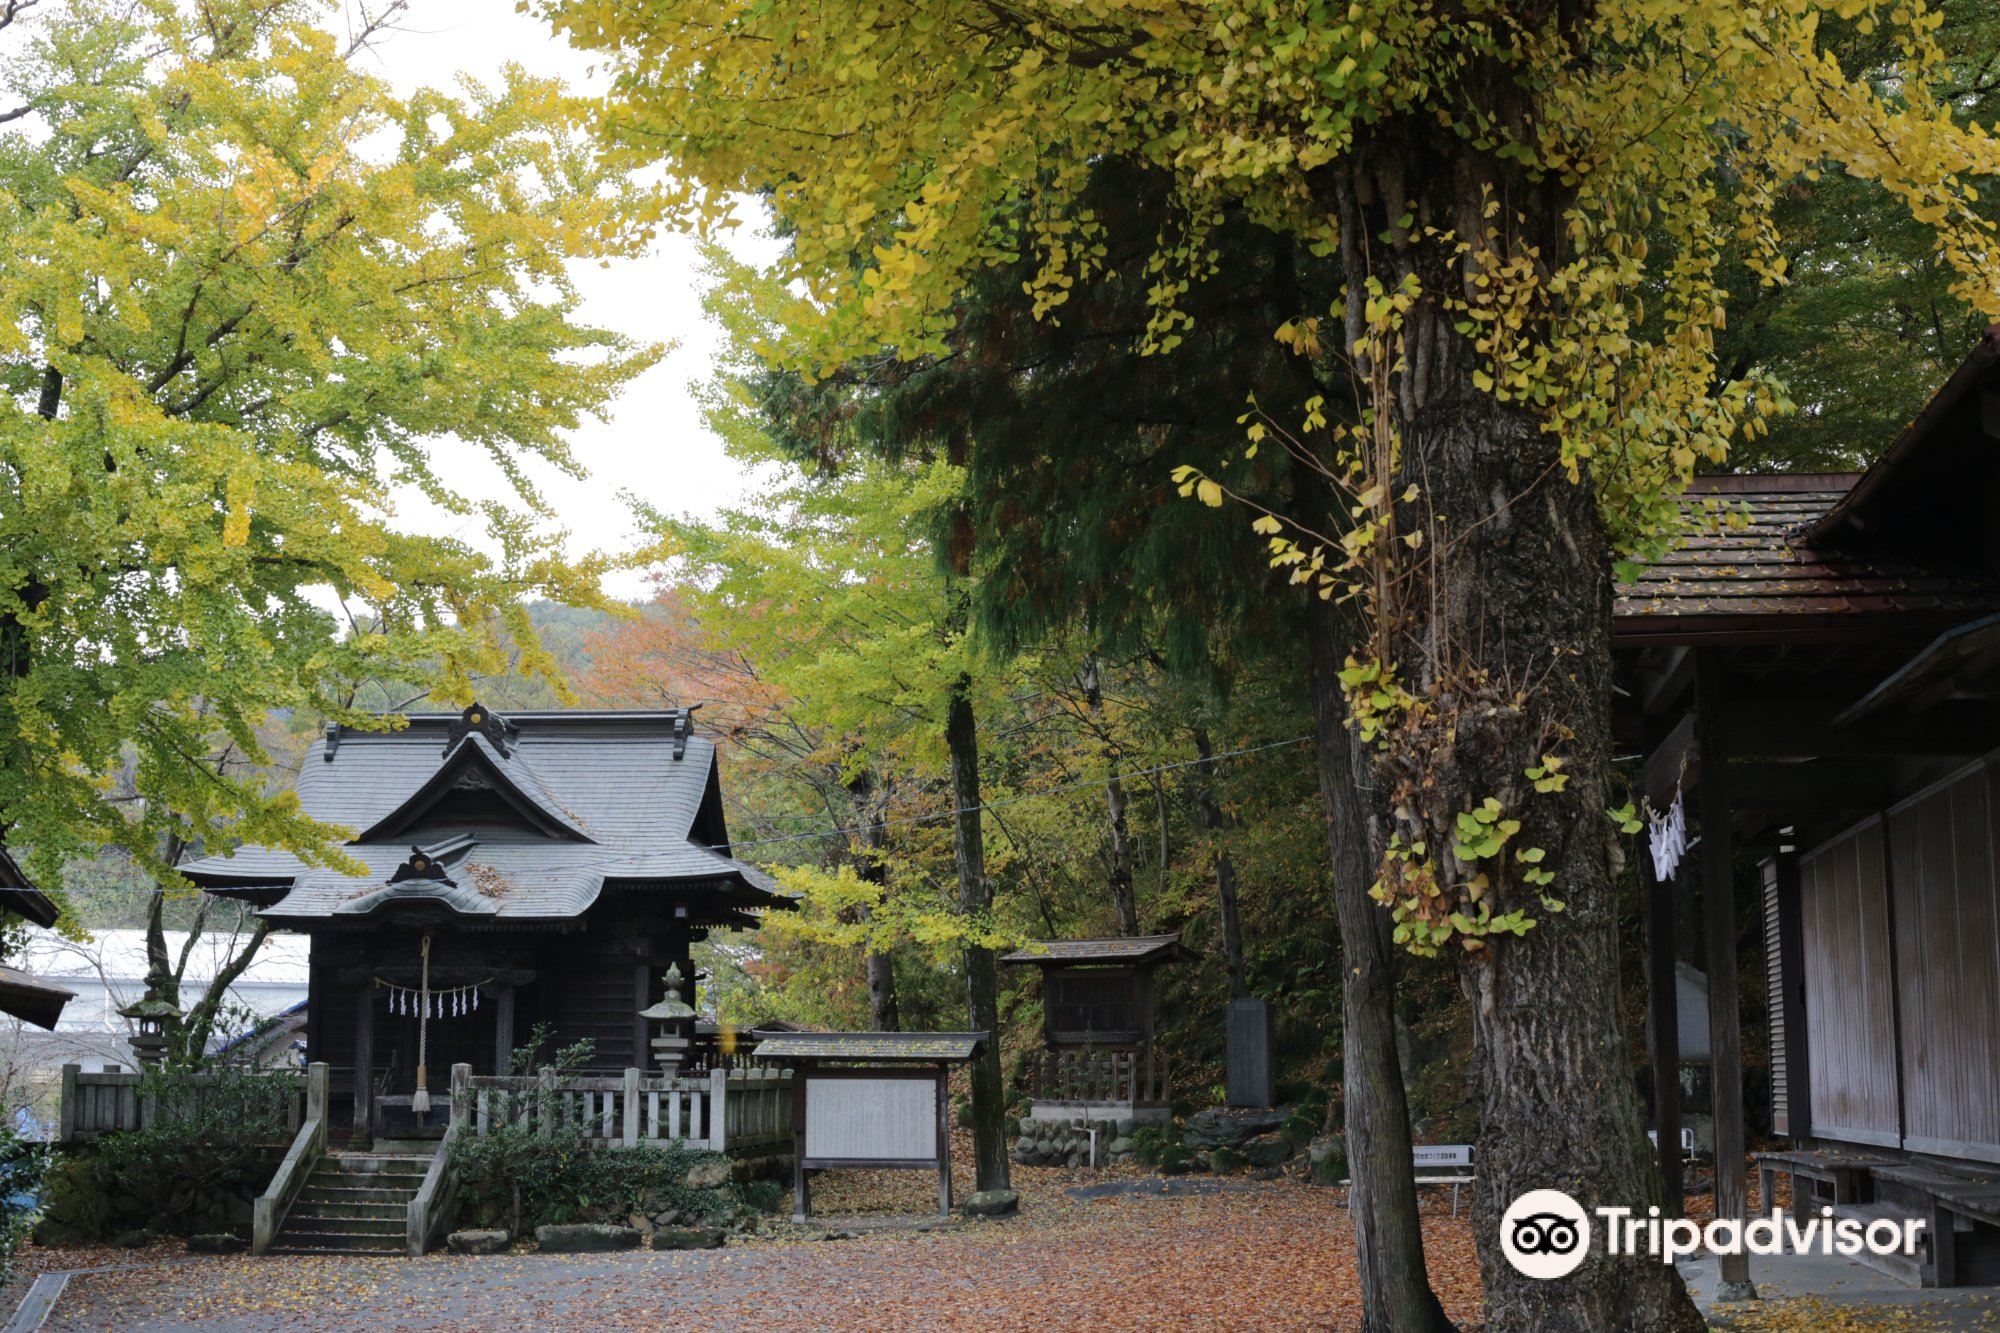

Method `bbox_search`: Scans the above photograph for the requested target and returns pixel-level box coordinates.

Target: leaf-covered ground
[24,1163,2000,1330]
[32,1176,1482,1331]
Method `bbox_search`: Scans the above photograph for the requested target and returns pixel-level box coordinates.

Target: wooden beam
[1641,647,1697,716]
[352,981,375,1140]
[1696,653,1754,1297]
[1772,850,1810,1141]
[1722,700,1999,761]
[1649,854,1684,1217]
[1640,712,1697,807]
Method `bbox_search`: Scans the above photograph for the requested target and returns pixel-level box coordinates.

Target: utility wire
[728,733,1314,852]
[3,734,1315,894]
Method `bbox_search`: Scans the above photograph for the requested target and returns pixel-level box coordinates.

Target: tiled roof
[179,708,784,923]
[1612,475,2000,639]
[1000,933,1186,966]
[750,1030,987,1063]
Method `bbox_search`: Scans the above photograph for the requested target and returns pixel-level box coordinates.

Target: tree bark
[1189,725,1247,1001]
[844,768,900,1024]
[1311,117,1703,1329]
[1079,655,1139,935]
[1306,600,1452,1333]
[946,678,1010,1191]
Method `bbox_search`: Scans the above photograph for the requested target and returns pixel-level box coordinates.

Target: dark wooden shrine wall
[1798,752,2000,1164]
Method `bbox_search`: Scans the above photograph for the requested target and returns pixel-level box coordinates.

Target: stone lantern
[120,996,180,1068]
[639,964,697,1080]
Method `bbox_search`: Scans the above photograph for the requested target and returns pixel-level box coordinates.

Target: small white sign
[805,1076,936,1161]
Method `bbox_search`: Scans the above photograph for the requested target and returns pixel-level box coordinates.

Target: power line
[727,734,1314,851]
[3,733,1315,894]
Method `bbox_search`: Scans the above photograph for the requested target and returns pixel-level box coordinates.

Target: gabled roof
[1613,474,2000,643]
[354,732,594,843]
[180,706,787,925]
[0,848,62,929]
[1000,933,1188,967]
[751,1030,987,1063]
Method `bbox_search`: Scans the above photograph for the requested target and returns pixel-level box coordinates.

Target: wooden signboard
[751,1031,985,1223]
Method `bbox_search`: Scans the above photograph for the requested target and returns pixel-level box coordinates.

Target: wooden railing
[252,1063,329,1255]
[407,1064,470,1257]
[58,1063,306,1144]
[464,1066,792,1152]
[1032,1047,1169,1107]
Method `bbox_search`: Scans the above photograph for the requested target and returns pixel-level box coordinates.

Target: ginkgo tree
[544,0,2000,1324]
[0,0,652,893]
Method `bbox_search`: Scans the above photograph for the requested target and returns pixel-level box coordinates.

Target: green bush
[446,1029,741,1235]
[1208,1146,1246,1175]
[0,1124,49,1285]
[450,1131,737,1234]
[741,1178,787,1215]
[37,1065,291,1245]
[1128,1120,1190,1172]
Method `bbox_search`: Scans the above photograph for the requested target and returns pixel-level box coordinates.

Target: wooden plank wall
[1800,818,1902,1147]
[1762,860,1788,1135]
[1885,760,2000,1162]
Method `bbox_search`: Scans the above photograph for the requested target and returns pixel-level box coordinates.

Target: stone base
[447,1229,511,1255]
[536,1223,641,1253]
[1025,1101,1170,1125]
[1012,1112,1154,1168]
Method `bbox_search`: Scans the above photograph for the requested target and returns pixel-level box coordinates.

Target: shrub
[0,1123,49,1285]
[1208,1146,1246,1175]
[1128,1120,1190,1172]
[741,1178,786,1215]
[37,1065,292,1245]
[446,1029,742,1235]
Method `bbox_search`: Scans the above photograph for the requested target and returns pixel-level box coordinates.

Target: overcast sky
[353,0,776,600]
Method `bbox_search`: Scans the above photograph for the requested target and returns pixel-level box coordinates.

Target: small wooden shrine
[181,704,789,1141]
[1001,934,1186,1123]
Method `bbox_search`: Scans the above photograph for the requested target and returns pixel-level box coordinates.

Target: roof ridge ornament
[673,704,702,760]
[446,702,516,758]
[389,845,458,887]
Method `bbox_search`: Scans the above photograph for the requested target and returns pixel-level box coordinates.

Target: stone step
[288,1198,407,1220]
[298,1185,419,1207]
[308,1171,425,1192]
[283,1214,406,1237]
[323,1154,431,1175]
[268,1234,405,1257]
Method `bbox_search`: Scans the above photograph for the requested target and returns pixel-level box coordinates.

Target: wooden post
[708,1066,728,1151]
[937,1064,952,1219]
[1649,839,1684,1217]
[791,1071,809,1223]
[58,1064,78,1144]
[1696,653,1755,1299]
[490,984,515,1073]
[351,982,375,1139]
[1772,848,1811,1140]
[306,1060,329,1137]
[622,1068,641,1148]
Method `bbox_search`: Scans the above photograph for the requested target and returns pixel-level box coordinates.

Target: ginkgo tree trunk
[545,0,2000,1324]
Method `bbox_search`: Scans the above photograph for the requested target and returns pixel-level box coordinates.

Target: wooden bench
[1753,1148,1890,1214]
[1339,1145,1476,1218]
[1871,1162,2000,1287]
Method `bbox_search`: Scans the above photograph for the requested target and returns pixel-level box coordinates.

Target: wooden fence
[59,1064,305,1144]
[464,1066,792,1152]
[1031,1048,1169,1108]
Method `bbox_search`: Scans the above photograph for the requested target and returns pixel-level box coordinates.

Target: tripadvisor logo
[1501,1190,1592,1279]
[1499,1187,1928,1280]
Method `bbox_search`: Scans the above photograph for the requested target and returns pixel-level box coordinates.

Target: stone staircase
[269,1149,429,1256]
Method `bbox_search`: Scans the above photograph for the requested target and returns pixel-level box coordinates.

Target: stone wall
[1011,1115,1139,1167]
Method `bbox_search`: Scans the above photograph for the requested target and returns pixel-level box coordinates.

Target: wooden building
[1615,329,2000,1287]
[0,848,73,1031]
[182,705,788,1140]
[1001,934,1185,1123]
